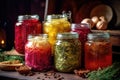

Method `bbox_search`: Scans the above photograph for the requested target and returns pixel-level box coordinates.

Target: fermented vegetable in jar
[71,23,91,45]
[71,23,91,67]
[43,14,71,54]
[85,32,112,70]
[15,15,42,54]
[54,32,81,72]
[25,34,52,71]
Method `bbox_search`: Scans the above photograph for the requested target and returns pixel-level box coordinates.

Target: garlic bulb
[81,18,94,28]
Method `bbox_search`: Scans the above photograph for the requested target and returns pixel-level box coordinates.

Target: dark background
[0,0,120,50]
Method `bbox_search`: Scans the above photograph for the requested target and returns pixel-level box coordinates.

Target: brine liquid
[43,18,71,54]
[15,19,41,53]
[85,41,112,70]
[71,23,91,68]
[71,23,91,45]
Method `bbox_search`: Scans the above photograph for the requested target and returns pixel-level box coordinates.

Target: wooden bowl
[90,4,113,22]
[0,61,23,71]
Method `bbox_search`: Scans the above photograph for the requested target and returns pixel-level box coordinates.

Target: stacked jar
[54,32,81,72]
[15,15,42,54]
[43,14,71,54]
[25,34,52,71]
[85,32,112,70]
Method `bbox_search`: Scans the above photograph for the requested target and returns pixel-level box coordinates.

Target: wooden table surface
[0,70,87,80]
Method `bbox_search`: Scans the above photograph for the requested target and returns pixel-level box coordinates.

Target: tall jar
[85,32,112,70]
[15,15,42,54]
[43,14,71,54]
[25,34,52,71]
[54,32,81,72]
[71,23,91,67]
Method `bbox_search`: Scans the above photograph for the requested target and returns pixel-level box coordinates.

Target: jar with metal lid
[25,34,52,71]
[85,32,112,70]
[71,23,91,44]
[15,15,42,54]
[43,14,71,54]
[54,32,81,72]
[71,23,91,68]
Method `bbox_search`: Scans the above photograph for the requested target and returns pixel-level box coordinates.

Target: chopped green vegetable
[4,55,24,63]
[87,62,120,80]
[54,39,81,72]
[0,52,24,63]
[0,53,4,62]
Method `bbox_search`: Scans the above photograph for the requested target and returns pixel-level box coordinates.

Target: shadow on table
[0,76,27,80]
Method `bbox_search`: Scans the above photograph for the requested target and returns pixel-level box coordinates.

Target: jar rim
[28,34,48,39]
[18,14,39,21]
[57,32,79,39]
[87,32,110,40]
[46,14,68,21]
[71,23,90,30]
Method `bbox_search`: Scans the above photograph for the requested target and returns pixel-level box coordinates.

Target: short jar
[25,34,52,71]
[85,32,112,70]
[54,32,81,72]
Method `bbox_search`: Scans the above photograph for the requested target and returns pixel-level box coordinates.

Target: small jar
[15,15,42,54]
[25,34,52,71]
[43,14,71,54]
[85,32,112,70]
[54,32,81,72]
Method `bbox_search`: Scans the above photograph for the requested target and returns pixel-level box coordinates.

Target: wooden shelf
[91,30,120,36]
[92,30,120,47]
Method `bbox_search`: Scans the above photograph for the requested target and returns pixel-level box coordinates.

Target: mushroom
[81,18,94,28]
[96,16,108,30]
[96,20,108,30]
[91,16,99,26]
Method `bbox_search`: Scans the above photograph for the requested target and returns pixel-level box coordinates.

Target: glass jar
[85,32,112,70]
[71,23,91,67]
[54,32,81,72]
[25,34,52,71]
[71,23,91,45]
[15,15,42,54]
[43,14,71,54]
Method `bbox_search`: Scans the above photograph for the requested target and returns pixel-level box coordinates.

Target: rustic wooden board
[0,70,87,80]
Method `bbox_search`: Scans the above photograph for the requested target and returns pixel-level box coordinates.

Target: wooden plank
[91,30,120,36]
[92,30,120,47]
[0,70,86,80]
